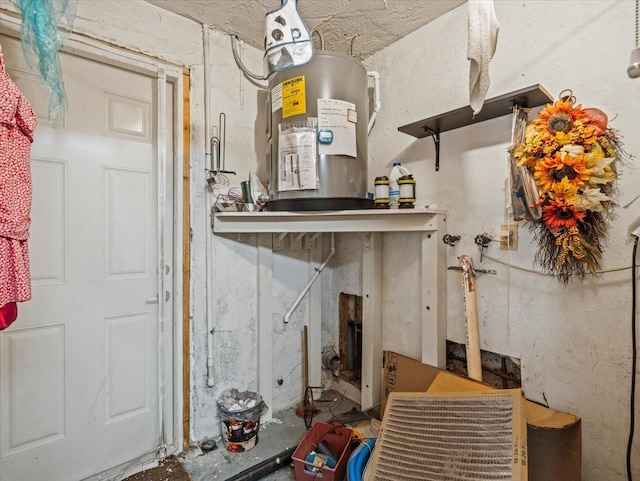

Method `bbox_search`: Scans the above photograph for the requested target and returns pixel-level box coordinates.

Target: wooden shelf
[397,84,554,171]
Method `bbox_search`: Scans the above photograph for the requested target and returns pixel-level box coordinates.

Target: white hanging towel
[467,0,499,115]
[264,0,314,78]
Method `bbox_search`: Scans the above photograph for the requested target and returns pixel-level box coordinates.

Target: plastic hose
[346,444,363,480]
[347,439,375,481]
[346,445,362,481]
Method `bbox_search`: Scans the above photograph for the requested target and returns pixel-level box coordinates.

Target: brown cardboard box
[381,351,581,481]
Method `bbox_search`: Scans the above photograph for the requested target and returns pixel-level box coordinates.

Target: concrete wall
[2,0,639,478]
[365,1,640,480]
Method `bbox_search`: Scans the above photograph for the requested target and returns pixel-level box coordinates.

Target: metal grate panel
[370,390,527,481]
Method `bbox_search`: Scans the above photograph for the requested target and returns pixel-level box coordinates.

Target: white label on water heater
[278,126,318,192]
[317,98,357,158]
[271,83,283,113]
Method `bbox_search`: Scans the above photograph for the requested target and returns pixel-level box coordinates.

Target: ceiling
[145,0,466,58]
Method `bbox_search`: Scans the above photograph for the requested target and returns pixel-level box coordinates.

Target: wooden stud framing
[182,72,191,449]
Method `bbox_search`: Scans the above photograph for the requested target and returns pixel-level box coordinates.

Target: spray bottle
[389,162,411,208]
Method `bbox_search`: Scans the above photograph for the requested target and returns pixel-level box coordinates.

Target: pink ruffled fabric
[0,302,17,330]
[0,44,36,309]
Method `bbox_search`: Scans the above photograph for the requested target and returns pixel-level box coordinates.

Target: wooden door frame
[181,73,190,450]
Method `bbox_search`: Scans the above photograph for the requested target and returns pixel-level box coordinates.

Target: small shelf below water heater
[212,208,445,234]
[398,84,554,171]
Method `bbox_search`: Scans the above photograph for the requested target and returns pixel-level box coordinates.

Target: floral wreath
[512,90,629,283]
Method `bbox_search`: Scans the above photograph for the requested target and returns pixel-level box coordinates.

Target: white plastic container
[389,162,411,208]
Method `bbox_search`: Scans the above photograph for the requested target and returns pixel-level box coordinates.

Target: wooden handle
[463,289,482,381]
[302,325,308,389]
[459,255,482,382]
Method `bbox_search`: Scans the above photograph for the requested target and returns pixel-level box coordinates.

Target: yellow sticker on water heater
[281,76,306,119]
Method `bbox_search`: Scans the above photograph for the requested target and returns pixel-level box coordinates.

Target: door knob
[145,291,170,304]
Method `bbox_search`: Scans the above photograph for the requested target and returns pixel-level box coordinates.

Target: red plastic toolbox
[292,422,353,481]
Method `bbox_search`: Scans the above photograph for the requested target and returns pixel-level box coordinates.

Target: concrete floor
[180,390,359,481]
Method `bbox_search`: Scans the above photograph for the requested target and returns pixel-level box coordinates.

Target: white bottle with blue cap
[389,162,411,208]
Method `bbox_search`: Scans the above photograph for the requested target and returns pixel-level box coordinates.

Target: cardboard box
[381,351,581,481]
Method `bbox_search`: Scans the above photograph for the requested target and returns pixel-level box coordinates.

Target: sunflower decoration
[512,90,629,283]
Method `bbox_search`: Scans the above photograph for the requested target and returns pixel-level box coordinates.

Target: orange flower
[532,99,586,140]
[542,199,586,233]
[534,151,591,192]
[549,177,579,202]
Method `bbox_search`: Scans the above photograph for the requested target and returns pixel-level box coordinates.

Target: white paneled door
[0,34,175,481]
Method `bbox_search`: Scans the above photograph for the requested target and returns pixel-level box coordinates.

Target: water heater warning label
[281,76,306,119]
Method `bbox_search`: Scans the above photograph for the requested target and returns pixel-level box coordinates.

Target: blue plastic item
[15,0,77,125]
[318,129,334,144]
[347,438,375,481]
[305,451,337,472]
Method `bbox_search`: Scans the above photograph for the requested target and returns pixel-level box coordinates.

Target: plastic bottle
[389,162,411,208]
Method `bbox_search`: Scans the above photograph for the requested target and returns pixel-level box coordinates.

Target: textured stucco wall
[145,0,467,58]
[365,1,640,480]
[3,1,640,477]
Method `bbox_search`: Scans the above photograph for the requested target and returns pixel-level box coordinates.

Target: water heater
[266,51,372,211]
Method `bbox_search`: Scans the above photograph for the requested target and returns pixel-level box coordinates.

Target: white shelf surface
[212,208,445,234]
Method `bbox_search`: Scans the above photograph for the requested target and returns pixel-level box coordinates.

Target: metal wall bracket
[424,127,441,172]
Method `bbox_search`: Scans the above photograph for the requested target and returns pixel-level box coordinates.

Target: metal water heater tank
[267,51,372,211]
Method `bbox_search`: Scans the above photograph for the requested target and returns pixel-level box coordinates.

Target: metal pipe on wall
[203,24,216,388]
[367,71,381,134]
[284,233,335,324]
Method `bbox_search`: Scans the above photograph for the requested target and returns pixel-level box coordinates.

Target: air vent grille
[369,390,527,481]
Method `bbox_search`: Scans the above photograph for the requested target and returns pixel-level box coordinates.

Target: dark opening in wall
[446,340,521,389]
[338,292,362,387]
